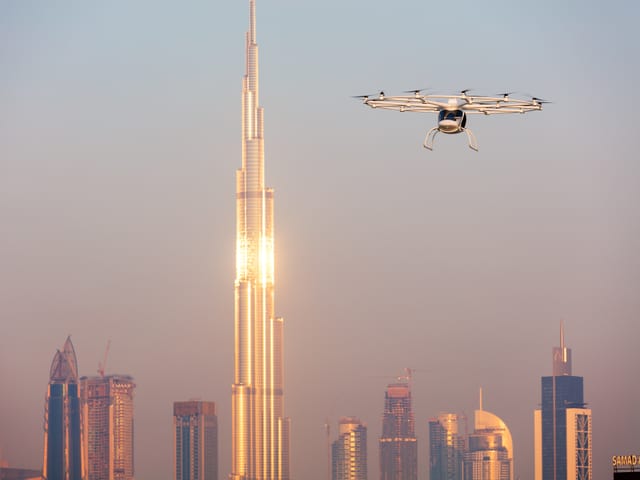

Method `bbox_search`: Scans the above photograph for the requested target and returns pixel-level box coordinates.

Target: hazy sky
[1,1,639,480]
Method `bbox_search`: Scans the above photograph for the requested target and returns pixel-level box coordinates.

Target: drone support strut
[463,127,478,151]
[423,127,479,151]
[423,127,439,151]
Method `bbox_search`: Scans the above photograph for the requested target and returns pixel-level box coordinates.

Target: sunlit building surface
[463,394,513,480]
[231,1,290,479]
[80,375,135,480]
[429,413,464,480]
[331,417,367,480]
[534,325,592,480]
[43,336,83,480]
[379,383,417,480]
[173,401,218,480]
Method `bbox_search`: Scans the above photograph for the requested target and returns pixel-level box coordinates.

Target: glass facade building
[429,414,464,480]
[379,383,417,480]
[331,417,367,480]
[534,326,592,480]
[463,399,513,480]
[231,1,290,479]
[43,337,83,480]
[174,401,218,480]
[80,375,135,480]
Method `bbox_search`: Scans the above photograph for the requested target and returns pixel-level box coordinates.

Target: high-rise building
[43,336,83,480]
[173,401,218,480]
[379,383,417,480]
[463,392,513,480]
[80,375,135,480]
[231,1,290,479]
[429,413,465,480]
[331,417,367,480]
[534,325,592,480]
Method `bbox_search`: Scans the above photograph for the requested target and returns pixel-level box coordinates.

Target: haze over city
[1,1,639,480]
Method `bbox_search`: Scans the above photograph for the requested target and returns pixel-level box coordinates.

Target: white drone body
[359,90,547,151]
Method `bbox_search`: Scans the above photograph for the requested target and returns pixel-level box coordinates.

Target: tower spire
[250,0,256,44]
[552,321,572,376]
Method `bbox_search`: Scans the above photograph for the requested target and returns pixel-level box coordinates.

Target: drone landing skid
[423,127,479,152]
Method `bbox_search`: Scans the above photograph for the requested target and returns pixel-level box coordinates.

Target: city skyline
[1,1,639,480]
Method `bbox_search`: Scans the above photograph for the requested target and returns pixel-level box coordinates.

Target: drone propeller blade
[460,88,472,95]
[497,91,515,98]
[523,93,552,104]
[352,94,373,99]
[403,88,430,95]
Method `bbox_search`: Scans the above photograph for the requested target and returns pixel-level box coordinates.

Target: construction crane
[97,339,111,378]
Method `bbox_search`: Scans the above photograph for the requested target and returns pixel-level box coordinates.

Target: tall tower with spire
[231,1,290,479]
[534,325,592,480]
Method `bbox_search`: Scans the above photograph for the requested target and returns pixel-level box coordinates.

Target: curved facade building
[463,395,513,480]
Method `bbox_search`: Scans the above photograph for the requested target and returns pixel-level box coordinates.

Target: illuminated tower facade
[464,392,513,480]
[429,414,464,480]
[174,401,218,480]
[331,417,368,480]
[43,336,84,480]
[80,375,135,480]
[231,1,290,479]
[379,383,417,480]
[534,325,592,480]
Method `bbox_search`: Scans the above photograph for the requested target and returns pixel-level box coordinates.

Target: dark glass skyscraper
[43,336,83,480]
[379,383,417,480]
[174,401,218,480]
[534,325,592,480]
[429,414,464,480]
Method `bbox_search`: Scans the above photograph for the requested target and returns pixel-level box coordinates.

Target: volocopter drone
[356,89,548,151]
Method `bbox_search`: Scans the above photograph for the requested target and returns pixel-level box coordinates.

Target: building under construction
[80,375,135,480]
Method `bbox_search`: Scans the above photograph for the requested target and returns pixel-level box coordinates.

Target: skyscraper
[331,417,367,480]
[80,375,135,480]
[43,336,83,480]
[463,392,513,480]
[534,325,592,480]
[231,1,290,479]
[429,414,465,480]
[173,401,218,480]
[379,383,417,480]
